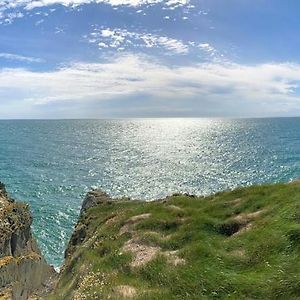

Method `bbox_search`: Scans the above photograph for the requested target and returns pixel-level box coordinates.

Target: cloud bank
[0,54,300,118]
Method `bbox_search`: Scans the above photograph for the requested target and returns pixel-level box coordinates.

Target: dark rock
[80,190,112,214]
[0,182,55,299]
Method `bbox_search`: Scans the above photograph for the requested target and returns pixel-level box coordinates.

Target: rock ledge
[0,183,54,300]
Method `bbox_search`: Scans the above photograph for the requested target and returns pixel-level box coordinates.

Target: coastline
[2,181,300,299]
[48,181,300,299]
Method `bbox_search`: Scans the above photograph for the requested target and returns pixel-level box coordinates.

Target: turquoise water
[0,118,299,267]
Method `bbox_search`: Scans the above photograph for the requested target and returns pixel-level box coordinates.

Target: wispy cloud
[0,11,24,24]
[198,43,218,57]
[1,54,300,117]
[0,53,43,63]
[88,28,189,54]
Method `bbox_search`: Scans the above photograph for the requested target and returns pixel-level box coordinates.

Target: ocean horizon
[1,117,300,267]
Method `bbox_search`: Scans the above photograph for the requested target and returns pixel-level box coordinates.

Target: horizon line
[0,116,300,121]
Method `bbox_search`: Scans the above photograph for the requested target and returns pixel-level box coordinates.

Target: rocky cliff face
[0,183,54,300]
[65,190,112,259]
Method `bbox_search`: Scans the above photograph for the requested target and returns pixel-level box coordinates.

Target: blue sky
[1,0,300,118]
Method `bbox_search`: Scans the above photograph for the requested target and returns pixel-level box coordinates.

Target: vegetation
[48,181,300,299]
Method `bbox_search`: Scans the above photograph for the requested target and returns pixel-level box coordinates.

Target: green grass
[48,182,300,299]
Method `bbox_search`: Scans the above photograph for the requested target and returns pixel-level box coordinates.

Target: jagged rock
[0,182,55,300]
[64,190,112,259]
[80,190,112,214]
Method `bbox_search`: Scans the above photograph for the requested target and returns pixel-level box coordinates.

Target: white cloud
[1,54,300,117]
[1,11,24,24]
[198,43,216,54]
[166,0,187,6]
[88,28,189,54]
[0,53,43,63]
[35,18,44,25]
[0,0,189,16]
[25,0,189,9]
[0,0,192,24]
[88,28,224,60]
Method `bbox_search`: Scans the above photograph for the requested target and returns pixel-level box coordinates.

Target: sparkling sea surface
[0,118,299,267]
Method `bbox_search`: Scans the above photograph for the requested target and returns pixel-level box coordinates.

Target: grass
[48,181,300,299]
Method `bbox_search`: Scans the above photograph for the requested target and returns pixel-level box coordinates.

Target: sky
[1,0,300,118]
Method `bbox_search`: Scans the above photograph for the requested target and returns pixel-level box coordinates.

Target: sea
[0,118,299,268]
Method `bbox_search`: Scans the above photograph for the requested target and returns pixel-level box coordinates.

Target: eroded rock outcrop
[65,190,112,259]
[0,183,54,300]
[80,190,112,214]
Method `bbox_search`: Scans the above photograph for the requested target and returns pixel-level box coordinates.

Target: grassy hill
[48,182,300,299]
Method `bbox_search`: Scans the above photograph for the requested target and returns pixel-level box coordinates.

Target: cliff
[0,183,54,300]
[47,181,300,299]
